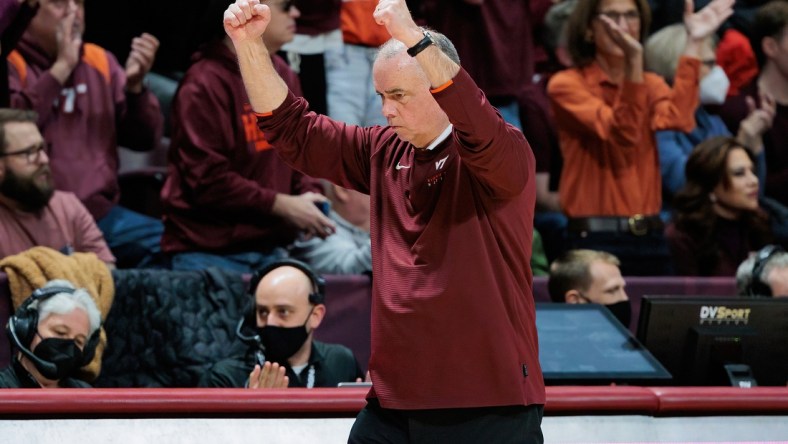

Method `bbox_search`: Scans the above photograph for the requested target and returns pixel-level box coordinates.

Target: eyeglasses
[0,142,48,164]
[597,10,640,24]
[268,0,295,12]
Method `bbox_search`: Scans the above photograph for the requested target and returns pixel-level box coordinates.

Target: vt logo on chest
[398,153,451,188]
[427,155,450,187]
[55,84,88,113]
[242,103,273,152]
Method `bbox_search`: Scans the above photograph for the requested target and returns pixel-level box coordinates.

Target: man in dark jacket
[199,259,362,388]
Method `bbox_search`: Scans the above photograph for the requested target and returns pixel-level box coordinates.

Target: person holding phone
[160,0,336,273]
[292,181,372,274]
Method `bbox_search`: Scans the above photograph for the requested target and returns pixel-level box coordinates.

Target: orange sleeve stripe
[253,111,273,117]
[7,50,27,87]
[430,80,454,94]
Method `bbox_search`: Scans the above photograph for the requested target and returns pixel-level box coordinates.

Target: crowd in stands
[3,0,787,277]
[1,0,788,389]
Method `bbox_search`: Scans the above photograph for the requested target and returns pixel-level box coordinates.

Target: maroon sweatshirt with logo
[8,37,162,220]
[258,68,545,410]
[160,41,321,254]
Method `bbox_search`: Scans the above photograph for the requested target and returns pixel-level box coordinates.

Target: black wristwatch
[407,31,435,57]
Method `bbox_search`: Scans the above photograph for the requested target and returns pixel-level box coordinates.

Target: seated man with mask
[547,249,632,328]
[1,280,101,388]
[200,259,363,388]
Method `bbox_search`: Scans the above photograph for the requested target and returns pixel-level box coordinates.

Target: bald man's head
[253,265,325,330]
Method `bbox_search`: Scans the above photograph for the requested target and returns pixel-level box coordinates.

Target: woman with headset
[1,280,101,388]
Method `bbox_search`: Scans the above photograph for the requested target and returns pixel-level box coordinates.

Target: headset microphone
[235,317,261,345]
[235,318,267,367]
[6,316,58,377]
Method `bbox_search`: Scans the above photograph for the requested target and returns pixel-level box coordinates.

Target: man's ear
[309,304,326,330]
[565,290,582,304]
[762,36,778,60]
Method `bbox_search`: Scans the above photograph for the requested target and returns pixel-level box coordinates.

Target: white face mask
[699,65,730,105]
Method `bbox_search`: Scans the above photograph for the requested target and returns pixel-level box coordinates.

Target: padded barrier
[651,387,788,414]
[0,272,737,371]
[0,386,786,417]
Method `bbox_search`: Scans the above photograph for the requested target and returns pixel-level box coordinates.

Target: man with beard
[0,109,114,264]
[7,0,163,268]
[199,259,363,388]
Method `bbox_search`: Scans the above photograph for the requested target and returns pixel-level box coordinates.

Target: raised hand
[248,361,289,389]
[738,93,777,154]
[373,0,423,47]
[223,0,271,44]
[684,0,734,41]
[50,8,82,83]
[597,14,643,60]
[125,33,159,94]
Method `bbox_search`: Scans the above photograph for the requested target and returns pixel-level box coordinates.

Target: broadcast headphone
[5,286,101,376]
[236,259,326,345]
[748,244,785,297]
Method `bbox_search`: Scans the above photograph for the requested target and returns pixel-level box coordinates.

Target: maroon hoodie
[294,0,341,36]
[160,40,322,254]
[420,0,535,98]
[8,37,163,220]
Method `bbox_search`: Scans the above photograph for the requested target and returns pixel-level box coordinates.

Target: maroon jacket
[258,69,545,410]
[8,37,162,219]
[160,41,322,254]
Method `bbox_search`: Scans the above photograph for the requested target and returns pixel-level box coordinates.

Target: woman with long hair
[668,136,772,275]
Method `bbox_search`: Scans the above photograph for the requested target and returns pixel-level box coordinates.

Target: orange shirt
[547,57,699,217]
[340,0,390,47]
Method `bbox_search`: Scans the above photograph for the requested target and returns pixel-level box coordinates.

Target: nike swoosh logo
[396,163,411,170]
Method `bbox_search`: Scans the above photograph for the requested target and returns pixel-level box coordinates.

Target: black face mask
[32,337,84,380]
[605,300,632,328]
[256,310,312,365]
